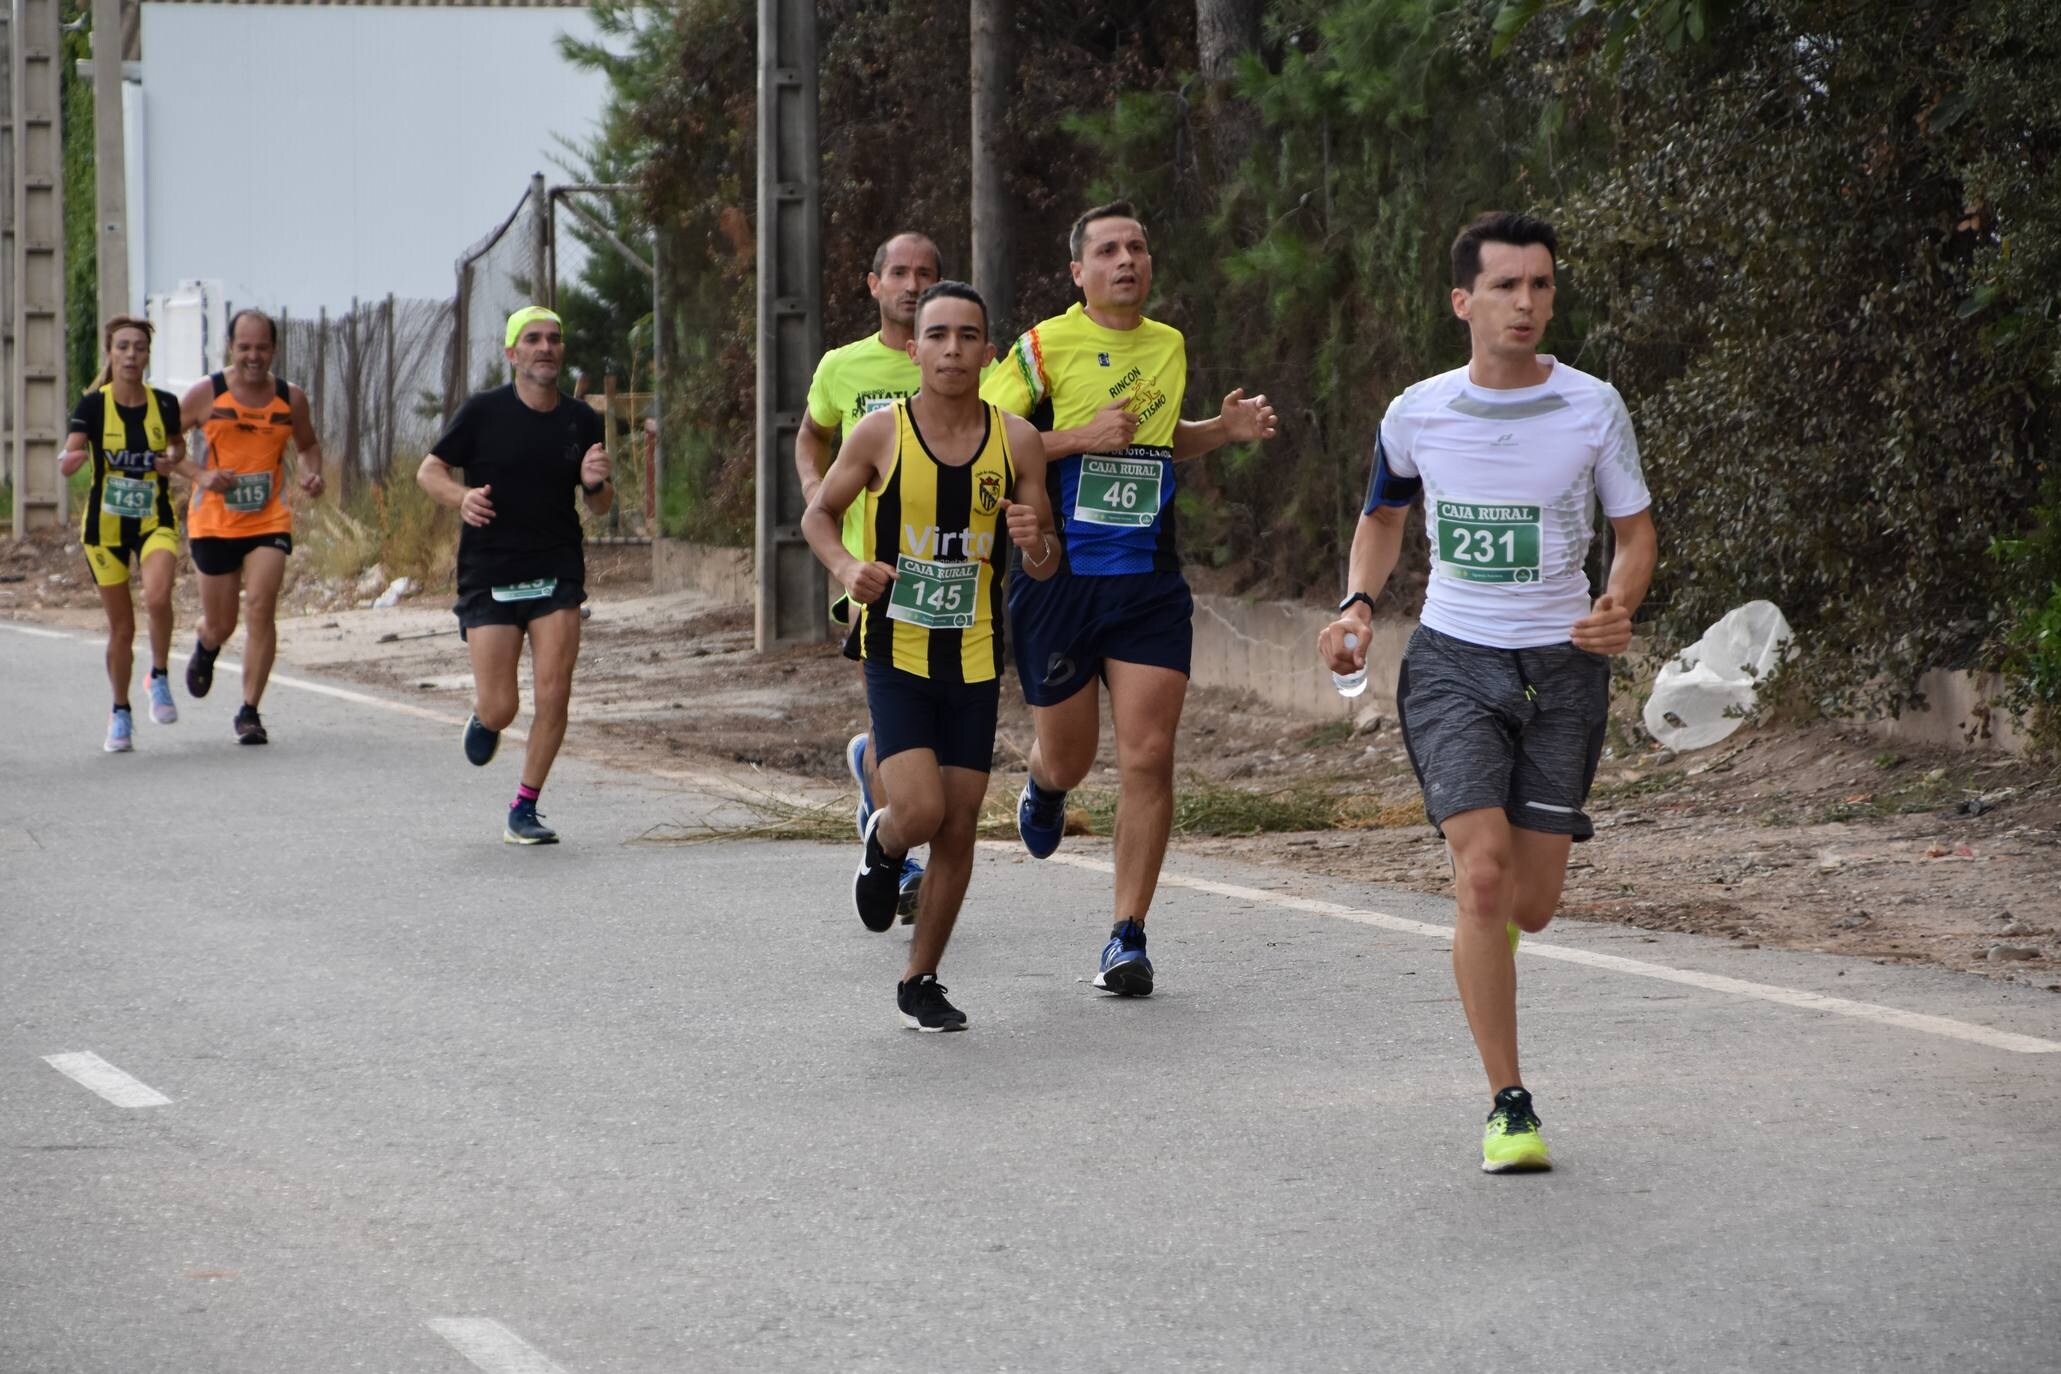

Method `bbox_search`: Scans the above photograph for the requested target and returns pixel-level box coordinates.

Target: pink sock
[512,782,541,810]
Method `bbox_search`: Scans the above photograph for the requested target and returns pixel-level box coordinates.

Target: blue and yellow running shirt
[858,400,1015,683]
[981,303,1187,576]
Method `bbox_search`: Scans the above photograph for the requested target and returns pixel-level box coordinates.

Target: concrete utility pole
[7,0,66,535]
[970,0,1014,339]
[754,0,824,649]
[89,0,123,322]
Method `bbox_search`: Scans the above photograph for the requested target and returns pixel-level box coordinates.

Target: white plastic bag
[1642,600,1793,751]
[372,575,414,609]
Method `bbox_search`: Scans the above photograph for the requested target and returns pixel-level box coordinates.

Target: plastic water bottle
[1332,633,1369,698]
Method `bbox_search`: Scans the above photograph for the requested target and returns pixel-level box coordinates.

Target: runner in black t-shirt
[417,306,612,845]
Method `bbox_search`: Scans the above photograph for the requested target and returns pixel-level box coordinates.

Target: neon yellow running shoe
[1507,921,1521,955]
[1481,1086,1552,1173]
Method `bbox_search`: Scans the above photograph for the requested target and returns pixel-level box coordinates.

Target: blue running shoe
[896,857,925,925]
[463,712,500,767]
[104,706,135,754]
[846,732,874,839]
[504,798,558,845]
[1017,777,1067,859]
[147,672,178,725]
[1093,919,1153,997]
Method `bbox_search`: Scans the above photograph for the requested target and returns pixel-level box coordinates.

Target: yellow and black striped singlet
[858,399,1015,683]
[80,385,178,548]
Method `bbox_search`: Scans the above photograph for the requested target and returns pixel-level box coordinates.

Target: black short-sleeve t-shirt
[431,385,605,592]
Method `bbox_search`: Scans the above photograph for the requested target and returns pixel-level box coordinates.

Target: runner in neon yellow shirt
[798,231,943,918]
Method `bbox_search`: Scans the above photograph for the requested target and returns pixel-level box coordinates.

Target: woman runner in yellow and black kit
[60,315,198,752]
[802,282,1058,1032]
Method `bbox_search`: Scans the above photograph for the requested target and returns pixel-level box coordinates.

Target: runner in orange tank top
[176,308,327,744]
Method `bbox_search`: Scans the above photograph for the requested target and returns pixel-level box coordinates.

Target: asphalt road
[5,621,2059,1373]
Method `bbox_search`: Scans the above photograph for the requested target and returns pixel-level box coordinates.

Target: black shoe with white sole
[897,974,968,1032]
[854,809,904,933]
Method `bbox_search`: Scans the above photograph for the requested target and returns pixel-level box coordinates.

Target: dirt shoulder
[8,528,2056,989]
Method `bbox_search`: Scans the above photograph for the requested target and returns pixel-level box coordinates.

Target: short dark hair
[1451,212,1559,290]
[915,280,988,336]
[872,232,942,277]
[1069,199,1144,262]
[227,308,278,346]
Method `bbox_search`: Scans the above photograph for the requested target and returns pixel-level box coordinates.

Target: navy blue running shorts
[1396,623,1612,841]
[1007,568,1193,708]
[864,660,1001,773]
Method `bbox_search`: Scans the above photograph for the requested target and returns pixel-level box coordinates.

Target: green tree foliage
[61,11,97,395]
[1550,0,2057,721]
[582,0,2056,731]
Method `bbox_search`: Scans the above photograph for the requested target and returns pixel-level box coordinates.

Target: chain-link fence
[272,296,454,502]
[451,176,549,412]
[236,178,653,537]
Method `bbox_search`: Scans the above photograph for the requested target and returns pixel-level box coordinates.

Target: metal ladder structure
[4,0,67,536]
[754,0,825,649]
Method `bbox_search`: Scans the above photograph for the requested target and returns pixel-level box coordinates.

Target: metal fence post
[755,0,825,649]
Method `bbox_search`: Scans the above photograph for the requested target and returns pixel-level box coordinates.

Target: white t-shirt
[1369,357,1650,649]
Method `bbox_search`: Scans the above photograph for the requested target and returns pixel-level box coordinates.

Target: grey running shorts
[1396,623,1612,841]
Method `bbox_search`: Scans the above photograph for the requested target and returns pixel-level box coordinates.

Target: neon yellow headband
[504,306,563,349]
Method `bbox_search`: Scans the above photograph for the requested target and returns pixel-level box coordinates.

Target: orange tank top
[190,372,296,538]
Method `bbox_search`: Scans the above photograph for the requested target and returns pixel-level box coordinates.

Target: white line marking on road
[0,620,527,742]
[427,1318,571,1374]
[996,846,2061,1055]
[42,1052,173,1107]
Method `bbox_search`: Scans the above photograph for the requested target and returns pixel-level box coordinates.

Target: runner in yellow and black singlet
[797,230,943,919]
[60,316,201,752]
[802,282,1058,1032]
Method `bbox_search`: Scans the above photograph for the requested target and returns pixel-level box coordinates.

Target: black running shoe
[463,712,500,767]
[504,798,558,845]
[897,974,968,1032]
[853,809,904,933]
[233,704,269,745]
[186,636,218,699]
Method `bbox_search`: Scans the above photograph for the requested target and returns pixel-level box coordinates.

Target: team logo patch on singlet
[977,471,1002,515]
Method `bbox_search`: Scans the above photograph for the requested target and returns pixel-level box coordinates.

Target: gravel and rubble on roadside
[8,526,2056,989]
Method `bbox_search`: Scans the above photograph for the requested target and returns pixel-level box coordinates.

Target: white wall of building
[137,4,610,316]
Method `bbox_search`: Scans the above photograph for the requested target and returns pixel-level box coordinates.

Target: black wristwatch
[583,476,611,495]
[1336,591,1375,618]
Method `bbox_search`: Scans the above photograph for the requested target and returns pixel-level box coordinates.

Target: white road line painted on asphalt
[427,1318,571,1374]
[0,620,527,742]
[1001,846,2061,1056]
[42,1052,173,1107]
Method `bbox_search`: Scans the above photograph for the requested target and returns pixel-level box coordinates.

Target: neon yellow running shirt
[806,334,923,565]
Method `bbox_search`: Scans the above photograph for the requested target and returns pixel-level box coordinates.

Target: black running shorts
[189,532,293,576]
[453,578,587,640]
[863,660,1000,773]
[1397,623,1612,840]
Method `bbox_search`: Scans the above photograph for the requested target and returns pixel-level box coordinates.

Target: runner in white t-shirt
[1317,212,1658,1174]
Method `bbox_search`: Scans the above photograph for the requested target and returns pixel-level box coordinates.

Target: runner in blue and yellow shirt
[981,200,1277,998]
